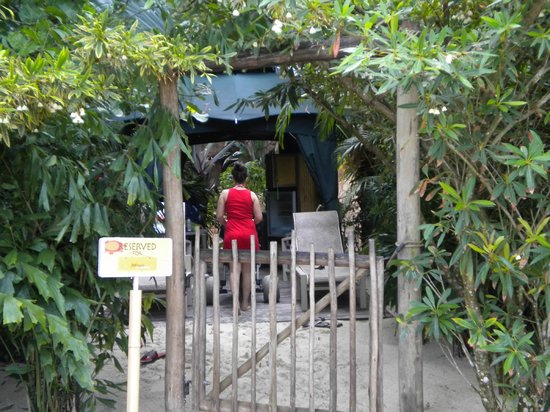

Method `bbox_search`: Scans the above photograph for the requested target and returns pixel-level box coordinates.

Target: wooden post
[328,249,338,411]
[396,85,423,411]
[250,236,257,410]
[290,231,297,410]
[308,244,315,412]
[159,74,186,412]
[347,230,357,412]
[212,234,221,411]
[269,241,278,411]
[231,240,240,411]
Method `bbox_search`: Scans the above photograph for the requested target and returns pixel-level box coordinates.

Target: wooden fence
[189,229,385,411]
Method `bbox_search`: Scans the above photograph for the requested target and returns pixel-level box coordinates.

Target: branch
[340,76,397,123]
[522,0,546,28]
[207,36,363,73]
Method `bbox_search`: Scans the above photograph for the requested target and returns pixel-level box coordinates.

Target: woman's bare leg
[240,262,252,311]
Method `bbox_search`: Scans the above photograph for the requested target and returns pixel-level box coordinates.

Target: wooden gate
[189,229,384,411]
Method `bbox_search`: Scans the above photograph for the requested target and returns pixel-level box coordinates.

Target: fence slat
[231,240,240,411]
[376,256,385,412]
[308,244,315,412]
[328,249,338,412]
[250,235,257,411]
[269,241,278,410]
[347,229,357,412]
[212,234,221,411]
[192,229,201,410]
[199,259,207,403]
[290,230,297,411]
[369,239,380,412]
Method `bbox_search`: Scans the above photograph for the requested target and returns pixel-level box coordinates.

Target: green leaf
[2,295,23,324]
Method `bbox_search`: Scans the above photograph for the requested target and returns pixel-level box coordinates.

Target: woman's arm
[251,192,263,224]
[216,190,228,226]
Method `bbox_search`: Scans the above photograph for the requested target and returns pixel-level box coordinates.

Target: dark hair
[231,162,248,184]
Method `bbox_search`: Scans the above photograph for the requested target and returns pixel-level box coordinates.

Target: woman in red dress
[216,163,263,311]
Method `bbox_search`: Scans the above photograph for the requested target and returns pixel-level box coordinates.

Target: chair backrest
[293,211,344,253]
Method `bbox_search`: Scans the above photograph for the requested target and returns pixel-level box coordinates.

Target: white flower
[79,108,86,116]
[70,111,85,124]
[285,12,292,19]
[515,255,521,261]
[121,55,127,61]
[252,41,258,48]
[272,19,283,34]
[37,102,44,108]
[0,117,9,124]
[232,9,240,17]
[441,106,447,112]
[428,108,441,115]
[16,105,28,111]
[48,103,63,113]
[309,27,320,35]
[445,54,455,64]
[482,376,489,384]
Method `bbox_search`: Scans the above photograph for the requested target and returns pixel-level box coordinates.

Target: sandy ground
[0,316,485,411]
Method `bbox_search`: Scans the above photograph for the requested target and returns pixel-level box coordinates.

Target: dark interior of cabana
[182,72,340,248]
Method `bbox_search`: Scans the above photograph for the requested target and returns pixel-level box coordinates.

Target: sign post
[98,237,173,412]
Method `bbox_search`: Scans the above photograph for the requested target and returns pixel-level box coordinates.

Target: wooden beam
[199,249,371,269]
[207,36,363,72]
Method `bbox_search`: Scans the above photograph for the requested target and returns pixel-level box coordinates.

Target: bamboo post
[126,277,141,412]
[269,241,278,411]
[250,235,257,410]
[199,258,207,402]
[369,239,380,412]
[191,235,201,411]
[396,85,423,411]
[212,234,221,411]
[231,240,240,411]
[347,229,357,412]
[328,249,338,411]
[308,244,315,412]
[290,230,297,410]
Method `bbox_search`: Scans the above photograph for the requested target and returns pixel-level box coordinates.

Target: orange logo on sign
[105,240,123,254]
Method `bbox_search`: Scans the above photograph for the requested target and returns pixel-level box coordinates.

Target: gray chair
[293,211,368,311]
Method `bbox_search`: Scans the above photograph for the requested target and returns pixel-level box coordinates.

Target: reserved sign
[98,237,173,278]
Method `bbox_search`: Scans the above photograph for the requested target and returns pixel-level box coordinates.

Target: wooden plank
[200,249,370,269]
[250,236,257,411]
[211,235,221,411]
[347,230,357,412]
[208,263,369,398]
[369,239,379,412]
[192,231,201,410]
[396,85,423,411]
[328,249,338,411]
[269,242,279,410]
[290,231,297,410]
[200,398,338,412]
[231,240,239,411]
[308,244,315,412]
[199,259,207,403]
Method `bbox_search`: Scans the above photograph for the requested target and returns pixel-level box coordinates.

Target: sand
[77,317,484,411]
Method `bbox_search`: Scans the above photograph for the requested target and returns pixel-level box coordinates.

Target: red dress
[223,188,260,250]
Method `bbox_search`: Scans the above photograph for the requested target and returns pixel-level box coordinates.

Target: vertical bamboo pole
[231,240,240,411]
[159,75,185,412]
[328,248,338,412]
[376,256,385,411]
[199,258,207,403]
[308,244,315,412]
[269,241,278,411]
[347,229,357,412]
[396,85,423,412]
[212,234,221,411]
[369,239,380,412]
[290,230,297,410]
[250,235,257,411]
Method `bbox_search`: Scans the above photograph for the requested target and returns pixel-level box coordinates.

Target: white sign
[98,237,173,278]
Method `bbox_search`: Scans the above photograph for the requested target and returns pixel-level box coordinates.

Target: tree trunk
[461,271,500,411]
[396,86,423,412]
[159,74,186,411]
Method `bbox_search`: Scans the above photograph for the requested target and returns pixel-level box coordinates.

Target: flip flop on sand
[140,350,166,364]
